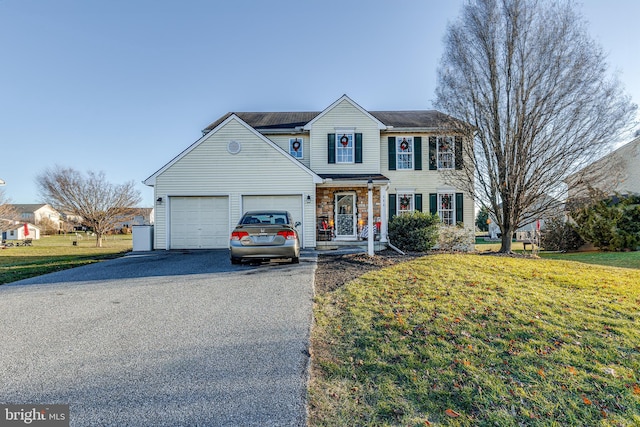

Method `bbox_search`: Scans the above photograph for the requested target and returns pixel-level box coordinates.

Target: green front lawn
[540,251,640,270]
[310,254,640,426]
[0,234,132,285]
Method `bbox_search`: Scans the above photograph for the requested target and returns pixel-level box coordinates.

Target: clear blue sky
[1,0,638,207]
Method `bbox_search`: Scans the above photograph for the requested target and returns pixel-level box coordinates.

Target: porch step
[315,240,388,252]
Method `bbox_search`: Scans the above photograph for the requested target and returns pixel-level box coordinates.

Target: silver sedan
[230,210,301,264]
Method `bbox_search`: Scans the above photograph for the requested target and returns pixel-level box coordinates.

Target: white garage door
[242,195,302,224]
[242,195,303,244]
[170,196,229,249]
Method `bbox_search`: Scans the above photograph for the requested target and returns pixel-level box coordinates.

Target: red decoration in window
[400,138,409,151]
[292,139,301,151]
[340,134,349,146]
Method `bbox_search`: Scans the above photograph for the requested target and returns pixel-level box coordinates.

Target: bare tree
[435,0,637,252]
[0,188,19,234]
[37,166,141,247]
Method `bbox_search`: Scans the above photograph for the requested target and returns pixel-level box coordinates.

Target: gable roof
[202,95,467,133]
[144,114,323,186]
[10,204,50,213]
[203,112,319,133]
[370,110,466,130]
[302,95,387,130]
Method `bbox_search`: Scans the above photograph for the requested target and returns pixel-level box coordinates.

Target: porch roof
[318,174,389,186]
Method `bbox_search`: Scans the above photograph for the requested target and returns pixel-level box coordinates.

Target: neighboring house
[144,95,474,250]
[566,135,640,200]
[10,204,63,232]
[2,223,40,241]
[61,212,85,232]
[114,208,155,231]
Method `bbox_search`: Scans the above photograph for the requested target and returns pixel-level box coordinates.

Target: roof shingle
[203,109,465,133]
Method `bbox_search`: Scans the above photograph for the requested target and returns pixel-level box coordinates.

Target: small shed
[2,223,40,241]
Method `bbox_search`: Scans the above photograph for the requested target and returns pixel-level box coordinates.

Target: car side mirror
[295,221,301,227]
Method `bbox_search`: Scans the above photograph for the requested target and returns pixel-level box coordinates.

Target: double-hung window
[336,133,354,163]
[429,136,462,171]
[397,193,415,215]
[438,136,455,169]
[396,137,413,169]
[289,138,303,159]
[438,192,455,226]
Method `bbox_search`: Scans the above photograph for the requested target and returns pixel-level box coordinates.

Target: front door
[335,193,356,239]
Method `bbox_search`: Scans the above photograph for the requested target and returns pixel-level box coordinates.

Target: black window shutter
[429,193,438,215]
[327,134,335,164]
[429,136,437,170]
[414,137,422,170]
[389,194,397,219]
[456,193,464,224]
[355,133,363,163]
[415,193,423,212]
[455,136,463,170]
[388,137,396,170]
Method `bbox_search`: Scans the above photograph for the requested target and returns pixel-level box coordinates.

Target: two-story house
[143,95,474,250]
[10,204,62,234]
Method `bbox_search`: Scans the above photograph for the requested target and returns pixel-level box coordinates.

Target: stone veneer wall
[315,187,381,238]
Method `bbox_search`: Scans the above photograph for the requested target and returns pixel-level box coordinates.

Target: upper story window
[437,136,455,169]
[328,132,362,164]
[387,136,422,171]
[396,137,413,170]
[429,136,462,171]
[289,138,303,159]
[336,133,354,163]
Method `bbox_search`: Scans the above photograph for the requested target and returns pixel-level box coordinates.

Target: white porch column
[380,184,388,243]
[367,180,374,256]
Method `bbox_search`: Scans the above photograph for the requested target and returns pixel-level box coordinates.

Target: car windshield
[241,213,289,225]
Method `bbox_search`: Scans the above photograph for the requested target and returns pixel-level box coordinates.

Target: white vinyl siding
[382,132,475,232]
[266,134,310,169]
[153,118,317,249]
[307,99,381,173]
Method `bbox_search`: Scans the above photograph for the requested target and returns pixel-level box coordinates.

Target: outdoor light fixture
[367,179,373,190]
[156,197,163,203]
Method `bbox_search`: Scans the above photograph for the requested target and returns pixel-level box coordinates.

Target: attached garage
[170,196,229,249]
[144,115,322,250]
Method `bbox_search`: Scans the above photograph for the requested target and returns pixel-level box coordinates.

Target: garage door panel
[170,197,229,249]
[242,195,302,225]
[242,195,303,246]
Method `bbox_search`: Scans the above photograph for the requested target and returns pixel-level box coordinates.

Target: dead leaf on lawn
[445,408,461,418]
[568,366,577,375]
[582,395,592,405]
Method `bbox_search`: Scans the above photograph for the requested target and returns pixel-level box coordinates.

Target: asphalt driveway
[0,249,317,426]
